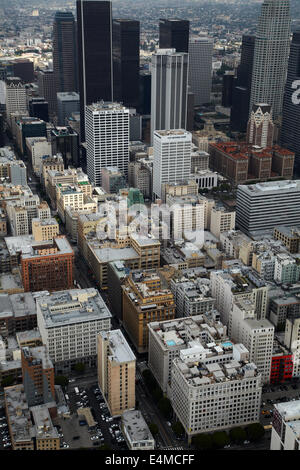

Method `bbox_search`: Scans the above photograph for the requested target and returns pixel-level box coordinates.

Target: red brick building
[21,346,55,407]
[209,141,295,184]
[21,236,74,292]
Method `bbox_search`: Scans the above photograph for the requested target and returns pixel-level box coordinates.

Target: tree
[246,423,265,442]
[148,423,159,436]
[193,434,213,450]
[1,375,15,388]
[55,375,69,387]
[158,397,172,419]
[212,431,229,449]
[73,362,85,373]
[172,421,184,437]
[229,427,247,444]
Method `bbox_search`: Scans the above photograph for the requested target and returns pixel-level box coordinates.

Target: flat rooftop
[130,233,160,247]
[148,313,227,352]
[93,246,139,264]
[22,345,53,370]
[0,272,23,291]
[101,329,135,364]
[238,180,300,195]
[174,354,258,387]
[87,102,129,113]
[16,329,42,344]
[154,129,190,138]
[275,400,300,422]
[122,410,154,443]
[31,404,59,439]
[0,292,38,320]
[57,92,79,101]
[37,288,112,328]
[5,385,33,444]
[5,235,73,258]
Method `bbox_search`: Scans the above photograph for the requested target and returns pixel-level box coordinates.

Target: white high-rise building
[152,129,192,200]
[36,288,112,373]
[249,0,291,121]
[229,299,274,383]
[170,344,262,437]
[5,78,27,128]
[189,37,213,106]
[236,180,300,237]
[85,101,129,186]
[150,49,189,143]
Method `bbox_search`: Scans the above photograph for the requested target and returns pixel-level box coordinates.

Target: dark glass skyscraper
[230,35,255,132]
[77,0,113,141]
[113,19,140,109]
[159,19,190,53]
[281,31,300,172]
[53,11,78,94]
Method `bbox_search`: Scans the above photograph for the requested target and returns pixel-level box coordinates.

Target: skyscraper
[151,49,189,142]
[29,98,49,123]
[152,129,192,200]
[5,77,27,124]
[85,102,129,186]
[222,71,235,108]
[53,11,78,94]
[159,19,189,53]
[247,103,274,148]
[113,19,140,109]
[281,31,300,171]
[77,0,113,141]
[57,92,80,126]
[231,35,255,132]
[189,37,213,106]
[249,0,291,121]
[97,329,136,417]
[236,180,300,236]
[37,69,57,120]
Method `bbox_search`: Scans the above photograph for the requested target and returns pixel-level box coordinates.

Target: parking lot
[0,406,10,450]
[55,383,128,450]
[260,380,300,427]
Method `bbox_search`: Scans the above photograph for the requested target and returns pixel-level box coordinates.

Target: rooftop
[100,329,136,364]
[22,345,53,370]
[238,180,300,195]
[148,313,227,352]
[5,235,73,259]
[122,410,154,443]
[57,92,79,101]
[37,288,112,328]
[174,352,258,387]
[31,404,59,440]
[0,292,38,320]
[87,101,129,113]
[275,400,300,422]
[4,385,33,444]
